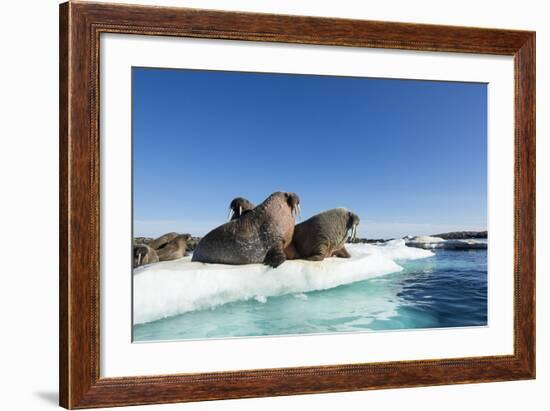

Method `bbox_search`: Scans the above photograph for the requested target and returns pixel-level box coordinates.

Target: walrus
[228,197,255,220]
[133,237,153,246]
[133,244,159,268]
[149,232,179,250]
[156,234,190,261]
[288,208,360,261]
[192,191,300,268]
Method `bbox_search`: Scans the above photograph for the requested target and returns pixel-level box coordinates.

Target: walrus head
[169,234,191,251]
[284,193,300,212]
[228,197,255,220]
[346,211,360,241]
[134,243,157,267]
[173,233,191,244]
[284,192,301,219]
[257,191,301,221]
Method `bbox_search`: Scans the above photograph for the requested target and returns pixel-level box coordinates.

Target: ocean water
[133,244,487,342]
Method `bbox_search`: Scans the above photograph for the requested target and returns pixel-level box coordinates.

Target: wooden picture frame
[59,1,535,408]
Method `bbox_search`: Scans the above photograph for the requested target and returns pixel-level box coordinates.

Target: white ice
[133,242,434,325]
[405,236,487,250]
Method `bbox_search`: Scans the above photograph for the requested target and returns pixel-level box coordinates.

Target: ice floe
[133,242,434,324]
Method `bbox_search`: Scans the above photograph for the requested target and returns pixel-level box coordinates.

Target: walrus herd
[134,191,360,269]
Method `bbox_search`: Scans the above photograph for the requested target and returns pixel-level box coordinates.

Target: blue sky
[133,67,487,239]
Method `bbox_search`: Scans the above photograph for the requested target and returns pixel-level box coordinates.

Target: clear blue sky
[133,67,487,239]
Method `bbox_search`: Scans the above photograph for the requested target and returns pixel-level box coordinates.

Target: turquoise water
[133,249,487,341]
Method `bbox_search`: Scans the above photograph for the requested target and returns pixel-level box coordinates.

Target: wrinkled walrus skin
[192,192,300,268]
[288,208,360,261]
[228,197,255,220]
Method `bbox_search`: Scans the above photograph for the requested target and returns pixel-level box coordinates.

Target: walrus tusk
[347,226,356,243]
[238,206,242,217]
[137,252,142,266]
[227,209,234,220]
[352,225,357,241]
[296,203,302,220]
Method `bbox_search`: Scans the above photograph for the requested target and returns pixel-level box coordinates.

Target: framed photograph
[59,1,535,408]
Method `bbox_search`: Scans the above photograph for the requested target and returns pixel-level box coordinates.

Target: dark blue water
[369,249,487,330]
[133,249,487,341]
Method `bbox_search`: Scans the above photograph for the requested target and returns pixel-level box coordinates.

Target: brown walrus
[287,208,360,261]
[156,234,190,261]
[192,192,300,267]
[133,244,159,268]
[149,232,179,250]
[228,197,255,220]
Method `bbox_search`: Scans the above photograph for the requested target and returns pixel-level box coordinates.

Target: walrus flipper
[264,244,287,268]
[284,242,299,260]
[331,247,351,258]
[306,243,329,261]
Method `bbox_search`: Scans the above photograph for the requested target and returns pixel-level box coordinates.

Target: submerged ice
[133,242,434,325]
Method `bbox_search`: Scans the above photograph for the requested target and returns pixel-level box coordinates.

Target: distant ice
[405,236,487,250]
[133,242,434,325]
[348,239,434,260]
